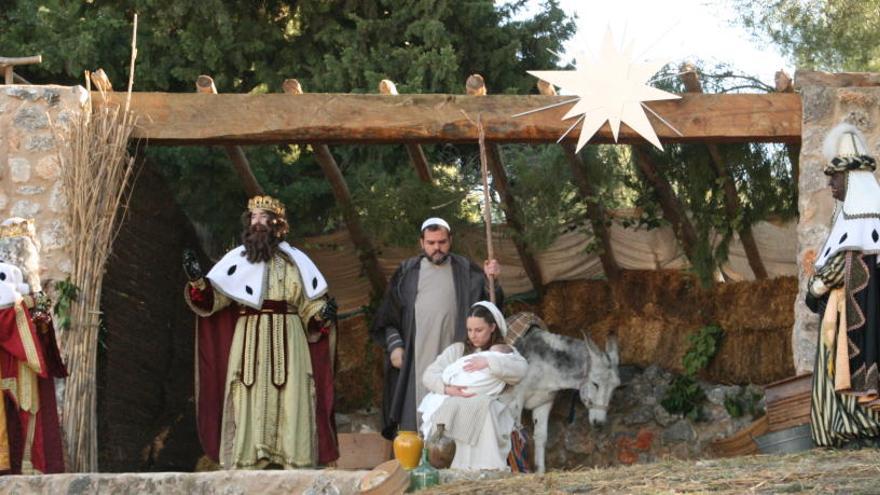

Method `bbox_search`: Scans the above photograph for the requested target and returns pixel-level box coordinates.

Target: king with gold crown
[183,196,339,469]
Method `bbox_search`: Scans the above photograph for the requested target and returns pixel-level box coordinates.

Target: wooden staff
[476,114,496,304]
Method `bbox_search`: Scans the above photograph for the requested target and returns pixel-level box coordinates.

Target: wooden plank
[102,92,802,145]
[764,373,812,405]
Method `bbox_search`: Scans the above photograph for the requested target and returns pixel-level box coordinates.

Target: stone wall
[793,72,880,373]
[0,85,83,286]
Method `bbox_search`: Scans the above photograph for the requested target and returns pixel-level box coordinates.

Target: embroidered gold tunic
[190,254,324,468]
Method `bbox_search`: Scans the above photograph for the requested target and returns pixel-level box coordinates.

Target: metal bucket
[753,424,814,454]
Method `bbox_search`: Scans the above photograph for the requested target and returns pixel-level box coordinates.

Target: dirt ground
[421,449,880,494]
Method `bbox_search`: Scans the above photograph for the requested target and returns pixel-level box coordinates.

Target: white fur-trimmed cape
[206,242,327,309]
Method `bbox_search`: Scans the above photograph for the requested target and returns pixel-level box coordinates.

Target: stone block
[13,105,48,130]
[9,157,30,182]
[662,420,695,444]
[58,257,73,274]
[0,470,369,495]
[36,155,61,180]
[39,219,68,251]
[10,200,39,218]
[24,134,55,152]
[5,87,40,101]
[17,185,45,195]
[49,181,67,212]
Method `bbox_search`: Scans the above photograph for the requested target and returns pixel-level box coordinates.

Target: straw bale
[533,271,797,384]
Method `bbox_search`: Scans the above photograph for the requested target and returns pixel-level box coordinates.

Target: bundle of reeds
[54,16,139,472]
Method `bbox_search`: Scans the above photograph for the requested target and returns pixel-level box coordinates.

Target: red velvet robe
[0,300,66,474]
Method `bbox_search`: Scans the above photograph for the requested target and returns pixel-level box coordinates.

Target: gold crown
[0,218,35,240]
[247,195,286,217]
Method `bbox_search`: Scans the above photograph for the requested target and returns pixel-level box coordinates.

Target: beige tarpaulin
[299,221,797,313]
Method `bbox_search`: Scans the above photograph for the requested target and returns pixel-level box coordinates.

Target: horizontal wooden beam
[104,92,802,145]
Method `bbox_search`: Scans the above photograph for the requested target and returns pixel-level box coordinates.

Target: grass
[421,449,880,494]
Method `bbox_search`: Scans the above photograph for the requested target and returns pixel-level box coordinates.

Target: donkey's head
[578,334,621,426]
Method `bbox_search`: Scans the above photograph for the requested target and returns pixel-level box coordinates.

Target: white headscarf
[471,301,507,338]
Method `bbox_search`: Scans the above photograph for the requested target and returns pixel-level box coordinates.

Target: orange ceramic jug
[392,430,423,469]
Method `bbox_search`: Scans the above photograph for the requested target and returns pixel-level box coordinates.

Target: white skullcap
[420,217,451,233]
[471,301,507,338]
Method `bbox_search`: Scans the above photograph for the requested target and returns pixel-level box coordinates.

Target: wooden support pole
[680,64,768,279]
[632,146,701,263]
[536,79,620,281]
[561,144,621,282]
[284,79,387,297]
[0,55,41,84]
[378,79,433,182]
[470,74,545,297]
[195,75,265,198]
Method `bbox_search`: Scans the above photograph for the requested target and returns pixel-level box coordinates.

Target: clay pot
[426,424,455,469]
[392,430,423,470]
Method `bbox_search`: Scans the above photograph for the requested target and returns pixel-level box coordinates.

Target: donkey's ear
[581,331,602,356]
[605,334,620,367]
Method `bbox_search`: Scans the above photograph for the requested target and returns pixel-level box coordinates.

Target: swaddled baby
[418,344,514,438]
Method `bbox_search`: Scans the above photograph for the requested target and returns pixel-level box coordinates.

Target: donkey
[508,324,621,473]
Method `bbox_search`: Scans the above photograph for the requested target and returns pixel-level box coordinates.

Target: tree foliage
[730,0,880,71]
[1,1,576,253]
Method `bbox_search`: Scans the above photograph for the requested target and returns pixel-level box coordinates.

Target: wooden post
[90,68,113,93]
[680,64,768,279]
[632,145,700,263]
[195,75,265,198]
[378,79,433,182]
[561,144,621,281]
[0,55,41,84]
[469,74,545,297]
[284,79,387,297]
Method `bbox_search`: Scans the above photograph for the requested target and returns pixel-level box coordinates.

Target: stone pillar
[0,85,86,286]
[793,72,880,373]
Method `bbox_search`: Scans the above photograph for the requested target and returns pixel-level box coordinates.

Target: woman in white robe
[422,301,527,470]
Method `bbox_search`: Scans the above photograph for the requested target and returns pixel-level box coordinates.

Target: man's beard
[242,223,281,263]
[425,250,450,266]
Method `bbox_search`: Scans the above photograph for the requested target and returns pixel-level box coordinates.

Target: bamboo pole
[469,74,544,297]
[58,16,139,472]
[477,115,496,304]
